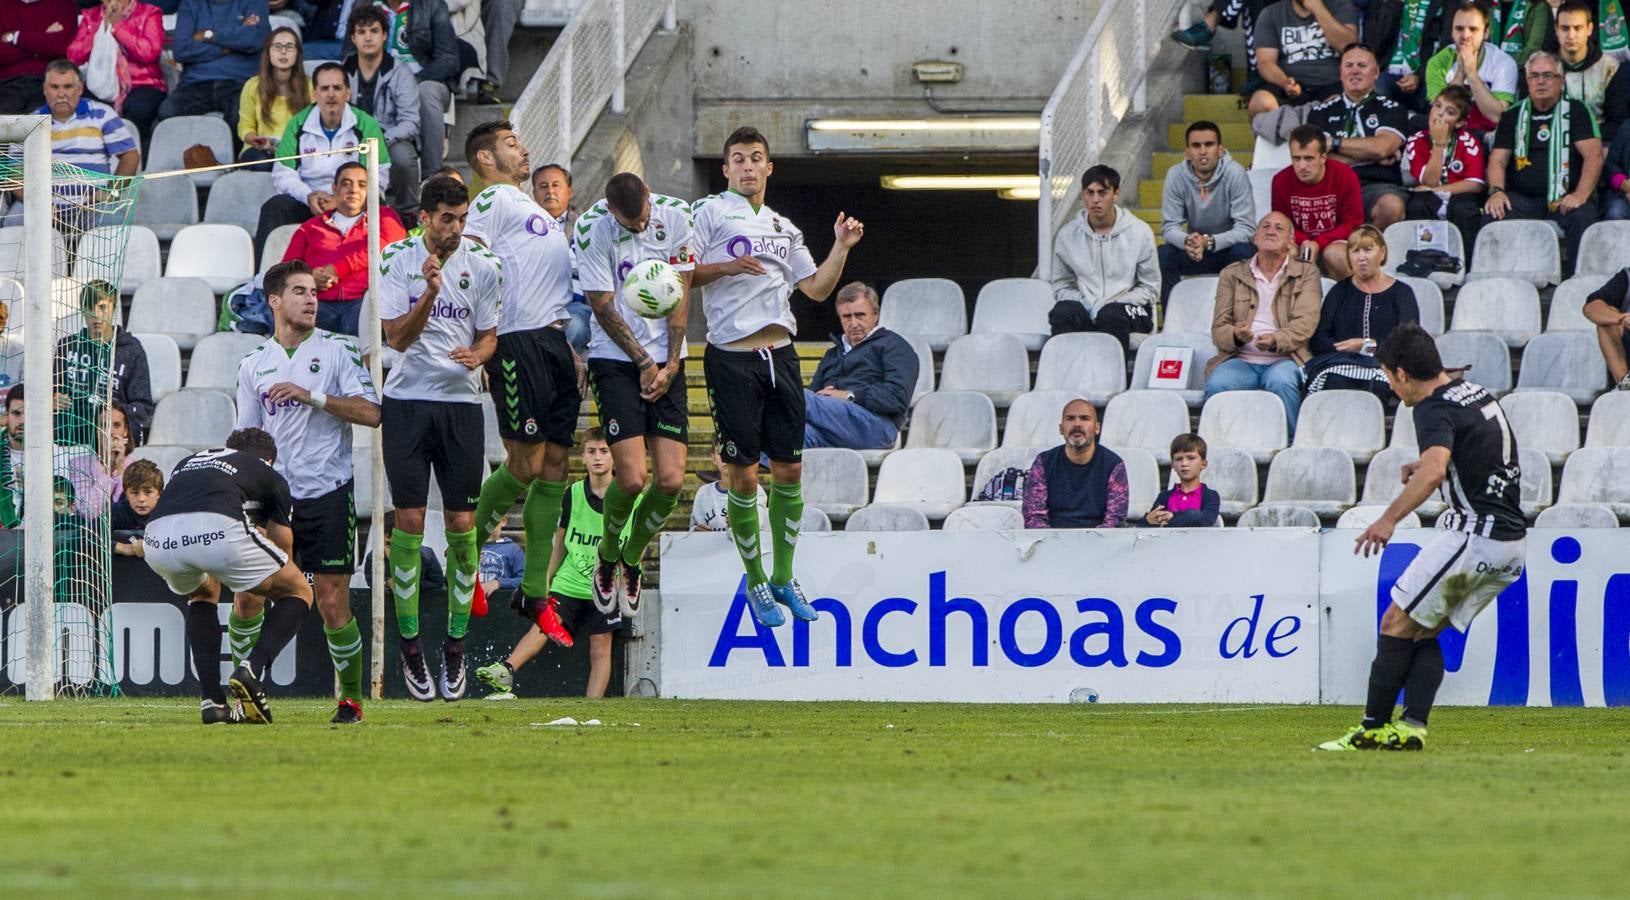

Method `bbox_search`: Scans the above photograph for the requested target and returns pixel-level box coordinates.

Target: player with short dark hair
[1321,322,1526,751]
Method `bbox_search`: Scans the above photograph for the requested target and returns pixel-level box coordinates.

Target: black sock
[502,661,514,674]
[1363,635,1416,728]
[1402,639,1445,727]
[245,596,309,677]
[186,601,227,705]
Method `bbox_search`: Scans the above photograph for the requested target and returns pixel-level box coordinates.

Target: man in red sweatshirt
[281,161,406,336]
[1271,123,1364,278]
[0,0,75,114]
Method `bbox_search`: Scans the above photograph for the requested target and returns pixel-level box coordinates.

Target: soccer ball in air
[622,260,685,318]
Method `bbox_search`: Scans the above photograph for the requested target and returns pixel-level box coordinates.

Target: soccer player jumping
[691,126,864,627]
[1321,324,1527,751]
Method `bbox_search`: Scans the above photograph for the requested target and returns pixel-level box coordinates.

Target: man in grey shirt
[1248,0,1360,116]
[1159,120,1258,305]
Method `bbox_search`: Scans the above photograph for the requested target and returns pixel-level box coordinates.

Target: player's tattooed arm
[587,290,656,370]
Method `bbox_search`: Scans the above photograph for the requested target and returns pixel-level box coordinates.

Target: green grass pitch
[3,699,1628,897]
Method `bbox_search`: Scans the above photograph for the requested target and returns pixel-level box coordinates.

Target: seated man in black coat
[804,282,919,450]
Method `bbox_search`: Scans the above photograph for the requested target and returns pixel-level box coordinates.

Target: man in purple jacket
[1023,399,1128,529]
[803,282,919,450]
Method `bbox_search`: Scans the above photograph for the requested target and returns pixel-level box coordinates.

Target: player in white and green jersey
[378,174,502,701]
[576,172,695,619]
[690,125,864,628]
[232,260,382,724]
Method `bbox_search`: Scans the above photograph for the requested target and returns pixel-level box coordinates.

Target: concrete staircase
[1130,93,1255,234]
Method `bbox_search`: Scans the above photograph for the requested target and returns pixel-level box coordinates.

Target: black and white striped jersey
[1412,379,1526,541]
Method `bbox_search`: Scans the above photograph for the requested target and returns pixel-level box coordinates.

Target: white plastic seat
[938,333,1030,407]
[1251,135,1290,170]
[1363,446,1446,517]
[186,332,266,392]
[166,224,255,293]
[1518,445,1553,517]
[132,332,182,401]
[1392,274,1445,334]
[971,277,1052,351]
[1321,277,1337,296]
[943,504,1024,531]
[872,447,966,520]
[1574,221,1630,275]
[879,278,966,352]
[0,225,66,283]
[130,173,199,240]
[75,225,160,294]
[125,443,196,477]
[1131,331,1220,408]
[1514,332,1608,405]
[147,116,234,187]
[1434,332,1512,394]
[260,223,303,274]
[1381,220,1467,289]
[353,441,389,518]
[1468,220,1561,287]
[204,171,277,236]
[969,445,1040,509]
[1163,277,1219,334]
[1198,389,1288,463]
[1262,446,1355,515]
[903,333,935,406]
[1336,506,1422,529]
[1389,404,1416,448]
[1237,504,1321,527]
[1248,168,1276,222]
[1449,277,1541,347]
[1585,392,1630,448]
[1556,447,1630,516]
[800,507,832,533]
[1534,503,1620,528]
[1101,390,1190,464]
[127,277,218,351]
[843,503,931,532]
[148,390,236,448]
[1498,391,1579,465]
[1293,390,1386,463]
[906,390,997,463]
[994,389,1072,450]
[1203,446,1258,517]
[1547,275,1610,332]
[480,394,505,465]
[800,447,870,523]
[1119,446,1161,521]
[1033,332,1126,404]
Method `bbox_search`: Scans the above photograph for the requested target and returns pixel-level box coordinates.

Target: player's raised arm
[794,211,864,302]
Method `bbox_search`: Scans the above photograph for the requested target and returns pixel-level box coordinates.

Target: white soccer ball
[621,259,685,319]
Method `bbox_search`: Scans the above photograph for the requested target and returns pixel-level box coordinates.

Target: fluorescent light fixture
[881,174,1038,191]
[809,117,1039,132]
[998,186,1041,201]
[806,117,1040,152]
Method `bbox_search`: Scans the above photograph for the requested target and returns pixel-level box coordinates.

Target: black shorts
[703,343,804,464]
[483,326,580,445]
[515,592,626,636]
[292,481,355,575]
[587,358,688,445]
[382,397,485,511]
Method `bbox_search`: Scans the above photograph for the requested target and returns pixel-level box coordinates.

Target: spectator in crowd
[1305,224,1421,397]
[55,280,153,445]
[0,0,74,115]
[1401,83,1489,240]
[1366,0,1455,110]
[238,26,310,167]
[1159,120,1257,305]
[0,297,21,390]
[1519,0,1630,63]
[1048,165,1159,351]
[1,60,136,229]
[1426,1,1518,135]
[67,0,167,147]
[1172,0,1271,97]
[803,282,918,451]
[1605,61,1630,138]
[1272,123,1364,277]
[100,402,136,499]
[1483,50,1603,276]
[0,384,113,521]
[1248,0,1360,115]
[1306,43,1412,230]
[1141,433,1220,527]
[161,0,270,124]
[291,0,346,58]
[691,442,767,532]
[111,457,161,556]
[1204,210,1322,433]
[376,0,459,179]
[1605,118,1630,217]
[1583,263,1630,389]
[474,0,515,104]
[1552,1,1622,125]
[533,162,590,352]
[0,382,19,525]
[479,533,523,594]
[256,62,387,254]
[281,161,406,335]
[1022,399,1128,530]
[344,4,422,212]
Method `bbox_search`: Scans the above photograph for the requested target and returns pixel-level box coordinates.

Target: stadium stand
[1100,390,1189,465]
[1518,447,1553,518]
[0,226,65,283]
[1119,447,1161,521]
[203,171,278,236]
[938,333,1030,407]
[800,507,833,533]
[165,224,255,293]
[970,278,1052,351]
[1292,390,1385,464]
[126,443,197,476]
[1130,332,1217,407]
[1380,221,1467,290]
[147,116,234,189]
[905,390,997,463]
[133,333,182,402]
[1335,506,1422,529]
[260,223,303,275]
[1261,446,1356,517]
[1556,448,1630,517]
[1449,277,1542,347]
[1236,505,1321,527]
[968,445,1040,510]
[1585,393,1630,448]
[1032,332,1126,405]
[1547,276,1608,332]
[127,277,217,351]
[185,332,265,392]
[871,448,965,520]
[1434,332,1512,395]
[1000,391,1081,449]
[1393,274,1445,335]
[1514,333,1609,405]
[1162,277,1218,334]
[1362,446,1446,519]
[130,173,200,240]
[1197,390,1288,463]
[1573,221,1630,276]
[1468,220,1562,288]
[878,278,966,352]
[1499,391,1580,465]
[801,447,869,524]
[76,225,160,294]
[148,390,236,447]
[845,504,931,532]
[1201,446,1258,519]
[1535,504,1621,528]
[943,504,1025,531]
[903,334,936,406]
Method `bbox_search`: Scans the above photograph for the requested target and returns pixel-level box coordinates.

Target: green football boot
[1315,724,1388,751]
[1385,720,1427,751]
[475,661,513,695]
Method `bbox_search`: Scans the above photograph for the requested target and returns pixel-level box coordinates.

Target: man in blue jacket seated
[1141,433,1221,527]
[803,282,919,450]
[160,0,269,124]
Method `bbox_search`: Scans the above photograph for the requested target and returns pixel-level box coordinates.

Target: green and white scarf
[1389,0,1433,71]
[1600,0,1628,56]
[1498,0,1528,55]
[1514,97,1571,205]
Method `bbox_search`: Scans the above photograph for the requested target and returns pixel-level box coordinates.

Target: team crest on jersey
[309,359,321,373]
[654,225,667,242]
[1537,126,1551,142]
[459,273,470,289]
[1366,114,1379,130]
[608,419,620,437]
[724,440,737,458]
[771,218,783,233]
[525,418,538,436]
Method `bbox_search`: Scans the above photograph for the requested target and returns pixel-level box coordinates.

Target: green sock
[726,489,768,588]
[388,528,423,640]
[520,480,566,597]
[227,609,263,668]
[621,487,680,567]
[598,479,638,562]
[767,481,804,585]
[474,464,528,540]
[445,528,479,639]
[324,618,364,702]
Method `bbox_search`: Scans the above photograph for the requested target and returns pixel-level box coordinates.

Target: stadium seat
[127,277,218,351]
[1392,274,1445,334]
[968,445,1040,509]
[352,441,390,518]
[872,448,965,520]
[843,503,931,532]
[1518,445,1552,517]
[1498,391,1579,465]
[801,447,870,523]
[1032,332,1126,405]
[1514,332,1608,405]
[1546,275,1609,332]
[800,507,832,533]
[903,333,935,406]
[1248,168,1275,222]
[479,394,505,465]
[75,225,159,294]
[1585,392,1630,448]
[971,278,1052,351]
[130,173,199,240]
[148,117,234,187]
[938,333,1029,407]
[1534,503,1620,528]
[186,332,265,392]
[1389,404,1416,448]
[1556,447,1630,516]
[1251,135,1290,170]
[132,332,182,401]
[1573,221,1630,276]
[1198,390,1288,463]
[1335,506,1421,529]
[1468,220,1561,287]
[879,278,966,352]
[1163,277,1219,334]
[907,390,997,463]
[1362,446,1446,517]
[148,390,236,448]
[1236,504,1321,527]
[204,171,277,236]
[1131,332,1219,407]
[1262,446,1355,516]
[1203,446,1258,517]
[943,504,1024,531]
[0,225,66,283]
[166,224,255,293]
[1119,447,1161,521]
[1101,390,1190,464]
[1449,277,1541,347]
[1000,390,1078,449]
[1321,277,1337,296]
[125,443,195,477]
[1293,390,1386,463]
[1434,331,1512,394]
[260,223,303,275]
[1381,220,1466,289]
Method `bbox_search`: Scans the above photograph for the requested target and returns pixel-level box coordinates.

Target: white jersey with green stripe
[575,193,695,365]
[378,234,503,402]
[690,190,818,344]
[464,182,573,335]
[235,330,378,501]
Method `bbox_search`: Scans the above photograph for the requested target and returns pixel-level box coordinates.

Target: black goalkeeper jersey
[148,449,293,530]
[1412,380,1526,541]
